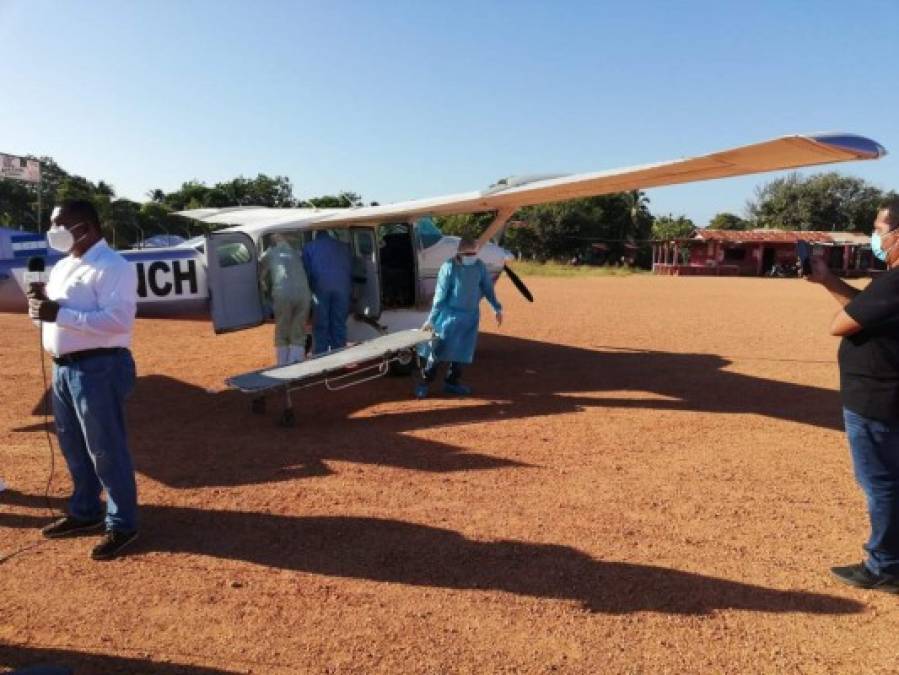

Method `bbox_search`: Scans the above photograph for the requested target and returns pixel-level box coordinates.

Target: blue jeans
[52,349,138,533]
[843,408,899,576]
[312,290,349,354]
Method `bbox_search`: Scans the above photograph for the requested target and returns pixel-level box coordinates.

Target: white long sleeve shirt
[42,240,137,357]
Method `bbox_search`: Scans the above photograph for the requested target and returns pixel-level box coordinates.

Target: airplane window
[414,216,443,249]
[354,231,374,257]
[217,242,252,267]
[261,232,304,252]
[307,229,351,245]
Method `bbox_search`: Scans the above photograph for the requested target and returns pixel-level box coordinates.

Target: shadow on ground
[15,334,842,489]
[0,643,236,675]
[1,492,862,618]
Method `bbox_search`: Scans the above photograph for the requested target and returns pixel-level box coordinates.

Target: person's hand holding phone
[806,256,832,284]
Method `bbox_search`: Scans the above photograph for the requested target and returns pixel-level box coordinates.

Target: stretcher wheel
[251,397,266,414]
[278,408,296,427]
[389,349,415,377]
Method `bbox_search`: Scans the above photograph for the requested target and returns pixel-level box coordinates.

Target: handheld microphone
[25,256,46,293]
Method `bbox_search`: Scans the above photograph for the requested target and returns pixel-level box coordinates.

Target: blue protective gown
[302,232,353,353]
[302,232,353,295]
[419,258,502,365]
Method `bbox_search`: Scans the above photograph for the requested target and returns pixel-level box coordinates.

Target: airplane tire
[389,350,415,377]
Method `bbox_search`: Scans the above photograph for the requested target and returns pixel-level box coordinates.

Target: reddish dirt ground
[1,275,898,674]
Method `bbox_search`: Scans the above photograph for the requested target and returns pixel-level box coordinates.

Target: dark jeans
[419,354,463,385]
[312,290,349,354]
[52,349,138,533]
[843,407,899,576]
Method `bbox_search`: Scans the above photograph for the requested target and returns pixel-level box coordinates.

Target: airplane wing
[176,133,885,228]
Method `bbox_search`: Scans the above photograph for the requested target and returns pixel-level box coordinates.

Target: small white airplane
[0,132,887,418]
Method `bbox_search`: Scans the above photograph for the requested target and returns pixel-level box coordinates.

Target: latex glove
[495,311,503,327]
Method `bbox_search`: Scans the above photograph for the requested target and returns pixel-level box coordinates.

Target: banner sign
[0,153,41,183]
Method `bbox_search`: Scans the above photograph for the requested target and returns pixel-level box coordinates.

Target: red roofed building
[652,229,875,277]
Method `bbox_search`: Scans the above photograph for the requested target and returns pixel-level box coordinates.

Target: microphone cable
[38,318,59,519]
[0,316,58,565]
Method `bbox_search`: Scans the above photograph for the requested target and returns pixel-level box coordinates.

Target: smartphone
[797,240,812,276]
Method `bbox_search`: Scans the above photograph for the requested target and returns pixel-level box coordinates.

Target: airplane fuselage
[0,219,511,347]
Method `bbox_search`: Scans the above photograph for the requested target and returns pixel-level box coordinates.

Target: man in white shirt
[27,199,139,561]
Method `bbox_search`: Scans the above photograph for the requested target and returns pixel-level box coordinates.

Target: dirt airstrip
[1,275,897,674]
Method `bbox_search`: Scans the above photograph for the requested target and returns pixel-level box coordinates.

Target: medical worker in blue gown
[302,230,353,354]
[416,237,503,398]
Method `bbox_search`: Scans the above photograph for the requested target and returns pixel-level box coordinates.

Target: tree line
[0,156,370,247]
[0,156,893,263]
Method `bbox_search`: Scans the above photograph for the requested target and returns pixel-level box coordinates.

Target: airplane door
[350,227,381,320]
[205,231,264,334]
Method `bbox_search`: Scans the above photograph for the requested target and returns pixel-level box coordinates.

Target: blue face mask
[461,255,478,266]
[872,231,891,262]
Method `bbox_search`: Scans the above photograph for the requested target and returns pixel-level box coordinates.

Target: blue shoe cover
[443,383,472,396]
[415,384,429,399]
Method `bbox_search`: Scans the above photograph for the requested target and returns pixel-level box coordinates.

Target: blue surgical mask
[461,255,478,266]
[872,231,891,262]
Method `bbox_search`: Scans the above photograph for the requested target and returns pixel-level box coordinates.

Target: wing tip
[807,132,887,159]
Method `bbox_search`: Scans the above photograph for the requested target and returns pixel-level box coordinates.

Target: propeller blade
[503,264,534,303]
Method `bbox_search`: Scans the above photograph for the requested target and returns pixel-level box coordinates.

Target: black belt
[53,347,127,366]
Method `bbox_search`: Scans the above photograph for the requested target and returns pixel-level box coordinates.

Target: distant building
[652,229,875,277]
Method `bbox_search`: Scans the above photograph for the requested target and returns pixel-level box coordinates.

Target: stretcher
[226,328,433,425]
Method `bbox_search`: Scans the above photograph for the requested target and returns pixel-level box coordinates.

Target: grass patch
[508,261,649,277]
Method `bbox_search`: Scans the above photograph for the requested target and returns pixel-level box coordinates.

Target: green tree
[163,181,211,211]
[747,172,886,232]
[506,194,637,262]
[435,212,494,241]
[708,212,748,230]
[303,191,363,208]
[651,214,695,240]
[138,201,177,241]
[624,190,652,239]
[147,188,166,203]
[0,177,35,228]
[110,198,142,247]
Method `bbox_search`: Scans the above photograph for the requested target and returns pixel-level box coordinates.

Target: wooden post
[756,245,764,276]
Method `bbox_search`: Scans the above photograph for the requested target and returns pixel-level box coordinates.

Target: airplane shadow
[15,334,842,489]
[0,643,236,675]
[0,492,863,617]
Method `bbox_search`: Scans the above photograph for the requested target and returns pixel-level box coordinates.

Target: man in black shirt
[809,196,899,594]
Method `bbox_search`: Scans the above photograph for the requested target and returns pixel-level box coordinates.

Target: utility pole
[37,169,43,234]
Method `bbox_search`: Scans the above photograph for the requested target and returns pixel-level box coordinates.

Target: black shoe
[830,562,899,593]
[91,530,139,561]
[41,516,104,539]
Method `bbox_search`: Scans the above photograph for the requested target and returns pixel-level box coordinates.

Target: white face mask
[461,254,478,266]
[47,222,87,253]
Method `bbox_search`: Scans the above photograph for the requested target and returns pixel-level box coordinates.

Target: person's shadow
[0,492,863,618]
[15,334,842,490]
[0,642,236,675]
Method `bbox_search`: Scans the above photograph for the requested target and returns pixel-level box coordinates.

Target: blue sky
[1,0,897,226]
